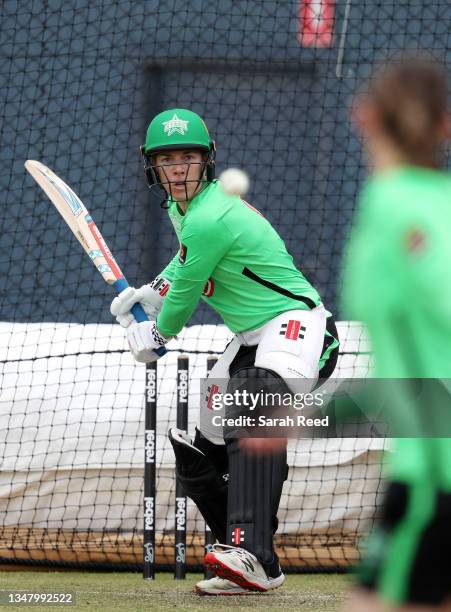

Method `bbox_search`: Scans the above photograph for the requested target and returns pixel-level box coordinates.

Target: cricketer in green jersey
[342,57,451,611]
[111,108,339,595]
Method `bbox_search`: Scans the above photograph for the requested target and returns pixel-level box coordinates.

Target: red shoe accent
[204,551,267,592]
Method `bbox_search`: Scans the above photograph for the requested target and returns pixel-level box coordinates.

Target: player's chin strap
[157,165,209,208]
[140,145,216,209]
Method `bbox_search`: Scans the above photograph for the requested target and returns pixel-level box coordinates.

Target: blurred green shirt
[342,166,451,487]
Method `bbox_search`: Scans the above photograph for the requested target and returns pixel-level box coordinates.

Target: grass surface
[0,571,351,611]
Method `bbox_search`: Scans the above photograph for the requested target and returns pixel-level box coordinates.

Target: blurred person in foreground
[342,56,451,611]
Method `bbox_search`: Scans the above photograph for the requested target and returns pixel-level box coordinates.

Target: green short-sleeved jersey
[156,180,321,337]
[341,166,451,488]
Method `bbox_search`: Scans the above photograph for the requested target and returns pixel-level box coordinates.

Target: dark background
[1,0,449,324]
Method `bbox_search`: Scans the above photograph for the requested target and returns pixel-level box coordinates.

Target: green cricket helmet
[140,108,216,203]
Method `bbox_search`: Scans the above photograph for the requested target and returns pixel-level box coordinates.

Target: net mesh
[1,321,377,570]
[0,0,449,570]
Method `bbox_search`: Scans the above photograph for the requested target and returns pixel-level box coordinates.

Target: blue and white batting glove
[110,277,171,328]
[126,320,169,363]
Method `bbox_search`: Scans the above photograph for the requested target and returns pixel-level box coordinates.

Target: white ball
[219,168,250,196]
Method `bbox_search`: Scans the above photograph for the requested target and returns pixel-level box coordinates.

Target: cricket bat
[25,159,166,357]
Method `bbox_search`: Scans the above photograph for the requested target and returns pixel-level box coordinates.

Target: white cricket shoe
[195,576,254,596]
[204,544,285,592]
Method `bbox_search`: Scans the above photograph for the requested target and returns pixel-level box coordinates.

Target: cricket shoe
[204,544,285,592]
[195,576,255,596]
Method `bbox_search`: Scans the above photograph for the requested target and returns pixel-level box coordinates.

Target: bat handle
[114,278,167,357]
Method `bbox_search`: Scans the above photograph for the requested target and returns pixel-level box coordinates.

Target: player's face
[352,96,379,142]
[351,96,397,169]
[154,150,205,202]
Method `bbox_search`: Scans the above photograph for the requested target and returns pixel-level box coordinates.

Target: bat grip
[114,278,167,357]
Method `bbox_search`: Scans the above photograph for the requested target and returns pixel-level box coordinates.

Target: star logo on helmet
[162,114,189,136]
